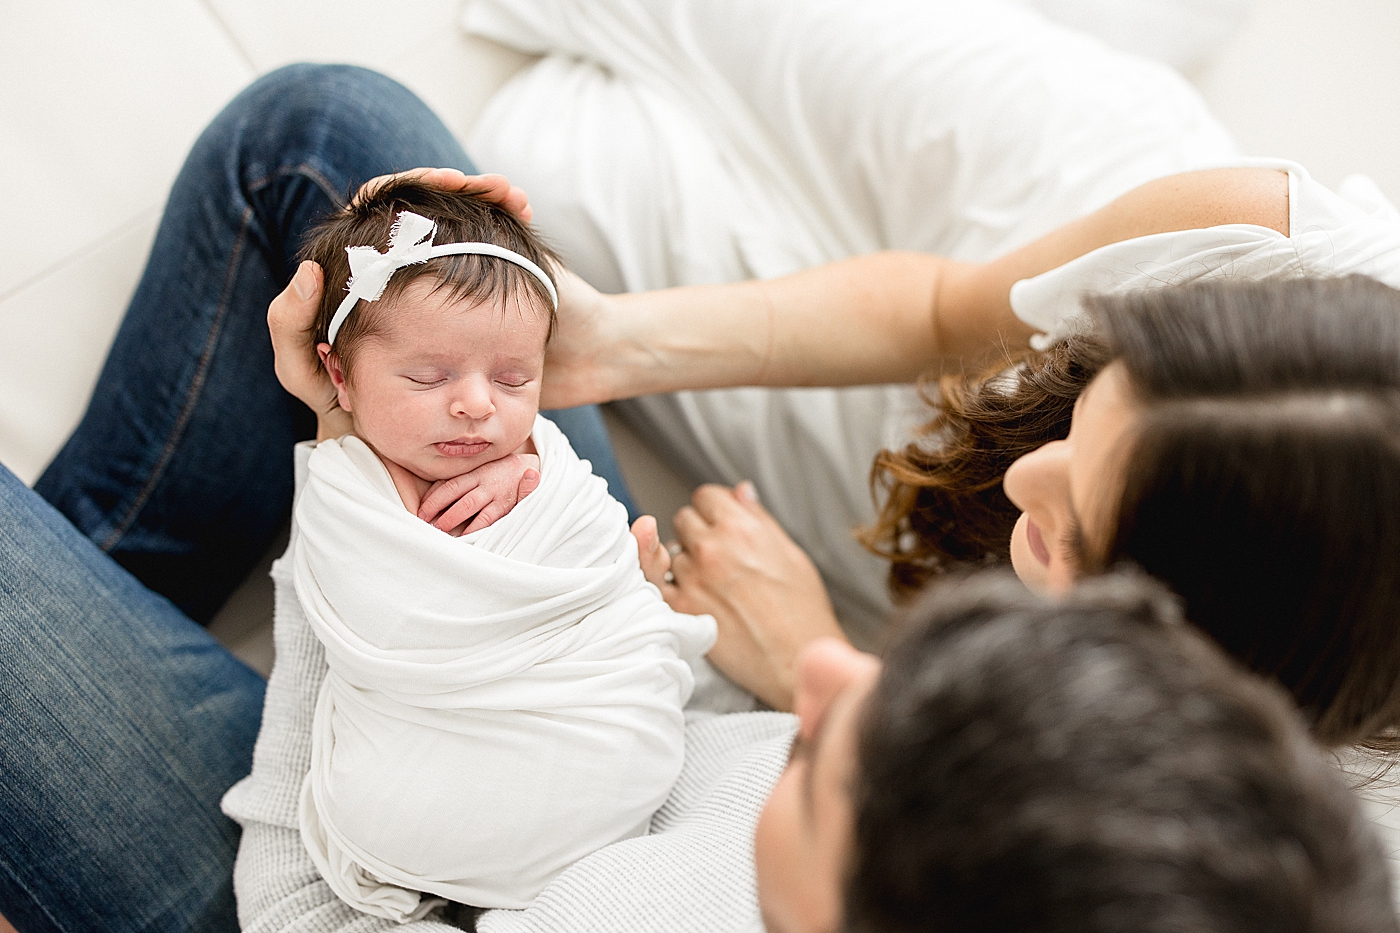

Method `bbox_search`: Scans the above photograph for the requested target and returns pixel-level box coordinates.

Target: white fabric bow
[326,210,558,345]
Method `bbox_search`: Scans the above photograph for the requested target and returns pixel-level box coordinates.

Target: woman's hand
[632,483,848,712]
[352,168,533,221]
[540,268,625,408]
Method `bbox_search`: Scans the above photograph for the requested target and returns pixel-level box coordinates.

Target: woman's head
[1009,277,1400,743]
[756,572,1396,933]
[870,276,1400,745]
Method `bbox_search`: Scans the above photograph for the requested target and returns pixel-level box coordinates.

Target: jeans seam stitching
[247,162,346,209]
[99,205,255,552]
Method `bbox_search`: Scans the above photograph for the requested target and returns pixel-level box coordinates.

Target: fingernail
[292,261,315,300]
[737,481,759,503]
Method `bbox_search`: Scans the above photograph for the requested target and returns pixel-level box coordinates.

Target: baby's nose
[450,377,495,419]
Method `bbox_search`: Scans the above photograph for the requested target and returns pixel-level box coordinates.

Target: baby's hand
[417,454,541,536]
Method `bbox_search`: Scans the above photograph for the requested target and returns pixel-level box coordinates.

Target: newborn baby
[292,180,714,919]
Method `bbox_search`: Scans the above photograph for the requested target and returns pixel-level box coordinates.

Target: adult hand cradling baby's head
[353,169,534,223]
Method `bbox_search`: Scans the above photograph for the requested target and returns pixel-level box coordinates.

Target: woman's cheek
[1009,513,1050,592]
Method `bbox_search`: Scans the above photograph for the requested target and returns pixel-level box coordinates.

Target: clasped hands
[266,167,848,710]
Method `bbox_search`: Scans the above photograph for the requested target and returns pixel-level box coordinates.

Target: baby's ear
[318,343,353,412]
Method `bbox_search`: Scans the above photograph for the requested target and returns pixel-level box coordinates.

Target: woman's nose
[1003,438,1071,512]
[450,376,494,420]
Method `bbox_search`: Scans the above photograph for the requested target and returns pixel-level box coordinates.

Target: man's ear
[317,342,353,412]
[793,639,881,744]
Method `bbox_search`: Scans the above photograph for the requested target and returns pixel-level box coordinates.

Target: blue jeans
[1,64,635,933]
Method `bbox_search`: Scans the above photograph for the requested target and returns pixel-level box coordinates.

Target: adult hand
[268,261,351,440]
[540,268,625,408]
[633,483,848,712]
[353,168,533,222]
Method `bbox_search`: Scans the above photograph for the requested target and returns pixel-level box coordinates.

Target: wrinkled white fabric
[1011,158,1400,348]
[462,0,1241,642]
[294,416,715,918]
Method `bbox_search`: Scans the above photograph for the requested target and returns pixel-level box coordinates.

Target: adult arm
[270,167,1287,416]
[549,166,1289,406]
[610,167,1289,708]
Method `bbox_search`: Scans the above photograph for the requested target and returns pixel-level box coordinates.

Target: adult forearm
[601,251,1020,399]
[545,167,1289,405]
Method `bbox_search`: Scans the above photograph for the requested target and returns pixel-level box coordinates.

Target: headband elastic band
[326,210,558,346]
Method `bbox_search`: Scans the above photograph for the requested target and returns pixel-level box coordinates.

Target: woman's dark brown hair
[866,276,1400,746]
[861,334,1109,591]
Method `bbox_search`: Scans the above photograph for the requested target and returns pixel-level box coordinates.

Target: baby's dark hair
[846,571,1397,933]
[303,177,561,378]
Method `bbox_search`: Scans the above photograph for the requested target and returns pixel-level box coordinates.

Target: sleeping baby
[292,179,714,920]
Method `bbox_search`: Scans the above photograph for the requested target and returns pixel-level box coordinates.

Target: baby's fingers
[418,474,482,523]
[461,497,516,535]
[517,468,541,500]
[432,488,495,534]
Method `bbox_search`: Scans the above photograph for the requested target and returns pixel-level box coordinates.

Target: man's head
[302,179,560,480]
[756,572,1396,933]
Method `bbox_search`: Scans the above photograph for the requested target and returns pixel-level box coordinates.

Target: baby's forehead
[371,285,548,358]
[385,281,549,328]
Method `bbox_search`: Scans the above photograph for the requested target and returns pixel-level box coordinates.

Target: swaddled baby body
[292,181,715,919]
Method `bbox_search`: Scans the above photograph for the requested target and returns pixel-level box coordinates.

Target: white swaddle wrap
[294,416,716,919]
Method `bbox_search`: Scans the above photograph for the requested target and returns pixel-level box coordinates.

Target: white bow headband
[326,210,559,346]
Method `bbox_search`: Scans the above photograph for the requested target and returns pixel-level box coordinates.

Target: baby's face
[332,278,548,482]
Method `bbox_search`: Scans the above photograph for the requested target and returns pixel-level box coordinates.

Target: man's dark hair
[846,571,1397,933]
[302,177,561,379]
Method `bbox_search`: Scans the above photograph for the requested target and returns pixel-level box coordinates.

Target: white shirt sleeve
[1009,159,1400,349]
